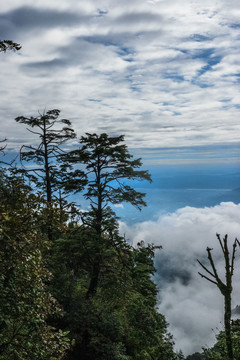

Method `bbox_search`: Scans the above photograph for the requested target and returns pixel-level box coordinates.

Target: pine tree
[64,133,152,297]
[15,109,85,238]
[16,109,77,203]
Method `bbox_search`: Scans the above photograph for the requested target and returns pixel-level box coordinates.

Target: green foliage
[49,225,176,360]
[0,130,178,360]
[15,109,85,240]
[203,320,240,360]
[15,109,81,204]
[186,352,206,360]
[0,171,69,359]
[45,132,177,359]
[64,132,151,210]
[61,132,152,298]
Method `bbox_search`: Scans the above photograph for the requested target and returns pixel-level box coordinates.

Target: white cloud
[1,0,240,158]
[119,202,240,355]
[114,203,124,208]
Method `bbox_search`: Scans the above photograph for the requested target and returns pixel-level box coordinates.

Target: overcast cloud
[120,202,240,355]
[1,0,240,159]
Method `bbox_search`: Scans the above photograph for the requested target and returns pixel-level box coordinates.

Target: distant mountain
[232,305,240,317]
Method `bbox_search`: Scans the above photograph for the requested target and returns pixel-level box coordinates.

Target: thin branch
[216,233,225,254]
[230,239,238,277]
[197,259,215,278]
[206,247,222,284]
[26,128,41,136]
[198,272,218,286]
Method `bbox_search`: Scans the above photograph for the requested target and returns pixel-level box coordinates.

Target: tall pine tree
[64,133,152,297]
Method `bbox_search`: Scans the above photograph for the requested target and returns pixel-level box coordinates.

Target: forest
[1,41,240,360]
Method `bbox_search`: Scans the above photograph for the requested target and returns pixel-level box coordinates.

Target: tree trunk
[224,294,233,360]
[86,158,102,298]
[86,258,100,299]
[43,118,53,240]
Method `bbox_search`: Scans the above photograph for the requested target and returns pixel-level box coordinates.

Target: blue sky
[113,161,240,223]
[1,0,240,356]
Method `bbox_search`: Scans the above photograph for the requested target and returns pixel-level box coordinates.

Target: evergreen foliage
[7,123,240,359]
[15,109,78,204]
[0,128,178,359]
[0,40,21,53]
[0,170,70,359]
[62,133,152,297]
[50,228,176,360]
[202,320,240,359]
[15,109,85,239]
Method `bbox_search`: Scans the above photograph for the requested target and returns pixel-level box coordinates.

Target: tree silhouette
[0,40,21,53]
[64,133,152,297]
[16,109,76,203]
[198,234,239,360]
[15,109,80,239]
[0,138,7,154]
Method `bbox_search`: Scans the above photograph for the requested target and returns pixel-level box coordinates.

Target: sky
[1,0,240,160]
[1,0,240,356]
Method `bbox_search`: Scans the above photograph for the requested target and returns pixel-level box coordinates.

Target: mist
[119,202,240,355]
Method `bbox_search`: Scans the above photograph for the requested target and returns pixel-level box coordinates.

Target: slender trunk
[224,237,233,360]
[86,157,102,298]
[43,120,52,204]
[198,236,236,360]
[43,118,53,240]
[224,293,233,360]
[86,260,100,299]
[58,190,64,225]
[85,216,102,298]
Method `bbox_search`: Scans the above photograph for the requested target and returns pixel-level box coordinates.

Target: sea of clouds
[119,202,240,355]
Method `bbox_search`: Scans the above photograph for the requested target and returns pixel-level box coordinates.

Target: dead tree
[197,234,238,360]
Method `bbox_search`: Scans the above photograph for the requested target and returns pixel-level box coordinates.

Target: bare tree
[198,234,239,360]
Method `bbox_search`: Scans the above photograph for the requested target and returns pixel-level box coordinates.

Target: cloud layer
[1,0,240,159]
[119,202,240,355]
